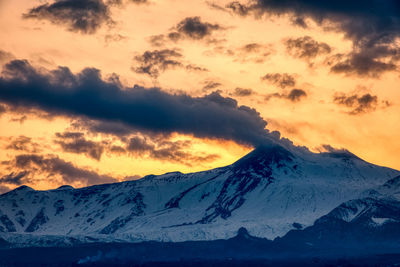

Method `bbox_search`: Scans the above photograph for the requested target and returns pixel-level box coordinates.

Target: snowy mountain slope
[326,175,400,228]
[0,144,398,245]
[277,175,400,249]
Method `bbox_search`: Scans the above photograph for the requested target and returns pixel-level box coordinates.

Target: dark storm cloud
[333,92,389,115]
[225,1,251,16]
[109,145,125,154]
[64,121,221,165]
[0,171,29,185]
[23,0,112,34]
[0,59,273,147]
[261,73,296,89]
[222,0,400,77]
[185,64,209,72]
[71,119,136,137]
[291,16,307,28]
[170,16,223,40]
[132,49,183,78]
[0,104,6,116]
[208,1,251,16]
[285,36,331,59]
[6,136,31,151]
[5,136,41,153]
[286,89,307,102]
[126,136,154,152]
[6,154,117,185]
[126,136,219,166]
[266,88,307,102]
[55,131,105,160]
[232,87,254,97]
[148,17,225,47]
[224,0,400,42]
[329,51,398,78]
[132,49,208,78]
[2,59,37,80]
[202,80,222,91]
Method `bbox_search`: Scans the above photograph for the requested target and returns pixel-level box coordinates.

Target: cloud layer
[0,59,273,147]
[222,0,400,77]
[333,92,390,115]
[23,0,112,34]
[2,154,117,186]
[171,16,223,40]
[261,73,296,89]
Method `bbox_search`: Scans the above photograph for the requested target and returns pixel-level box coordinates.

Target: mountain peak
[54,185,74,191]
[237,227,250,237]
[233,144,293,171]
[1,185,35,196]
[12,185,34,192]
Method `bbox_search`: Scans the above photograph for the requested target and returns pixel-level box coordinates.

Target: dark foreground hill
[0,226,400,266]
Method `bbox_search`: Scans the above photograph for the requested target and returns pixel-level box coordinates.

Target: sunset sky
[0,0,400,192]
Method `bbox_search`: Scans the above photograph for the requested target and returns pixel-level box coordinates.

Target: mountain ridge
[0,143,399,246]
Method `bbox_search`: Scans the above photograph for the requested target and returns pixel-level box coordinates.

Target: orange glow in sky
[0,0,400,192]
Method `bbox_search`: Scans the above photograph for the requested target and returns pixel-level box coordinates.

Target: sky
[0,0,400,192]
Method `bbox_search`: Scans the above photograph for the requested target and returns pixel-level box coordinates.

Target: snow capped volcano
[0,144,398,245]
